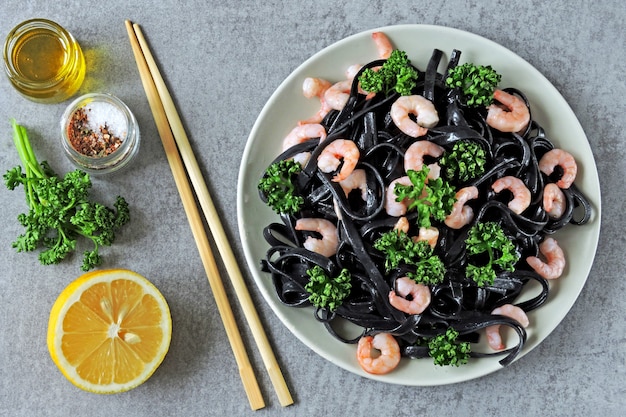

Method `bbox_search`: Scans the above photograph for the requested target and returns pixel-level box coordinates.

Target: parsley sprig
[428,328,471,366]
[358,49,419,96]
[464,221,520,287]
[393,167,457,228]
[373,229,445,285]
[258,159,303,214]
[440,140,487,183]
[305,266,352,312]
[445,62,502,107]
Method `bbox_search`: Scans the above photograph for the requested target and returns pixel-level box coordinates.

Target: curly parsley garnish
[258,159,304,214]
[428,328,471,366]
[440,140,488,183]
[305,266,352,312]
[445,62,501,107]
[393,167,457,228]
[358,49,419,96]
[373,229,445,285]
[465,221,519,287]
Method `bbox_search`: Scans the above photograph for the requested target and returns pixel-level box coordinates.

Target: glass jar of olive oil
[3,19,85,103]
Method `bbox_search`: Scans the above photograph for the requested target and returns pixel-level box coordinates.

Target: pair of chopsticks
[125,21,293,410]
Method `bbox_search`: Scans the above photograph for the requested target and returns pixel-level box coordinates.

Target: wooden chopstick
[130,22,293,408]
[126,21,293,408]
[125,21,266,410]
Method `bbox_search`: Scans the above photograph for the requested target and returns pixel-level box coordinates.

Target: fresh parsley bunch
[4,120,130,271]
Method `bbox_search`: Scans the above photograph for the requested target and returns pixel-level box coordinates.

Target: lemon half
[47,269,172,394]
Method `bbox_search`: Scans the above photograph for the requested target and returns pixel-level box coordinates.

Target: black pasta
[259,47,592,368]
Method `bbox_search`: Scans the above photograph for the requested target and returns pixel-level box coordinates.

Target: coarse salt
[84,101,128,140]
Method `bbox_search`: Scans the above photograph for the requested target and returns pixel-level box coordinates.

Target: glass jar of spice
[61,93,140,174]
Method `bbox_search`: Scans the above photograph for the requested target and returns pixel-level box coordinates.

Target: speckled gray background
[0,1,624,416]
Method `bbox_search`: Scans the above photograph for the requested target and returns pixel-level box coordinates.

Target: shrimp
[384,176,413,216]
[346,64,376,98]
[333,169,368,220]
[282,123,327,151]
[302,77,331,100]
[403,140,445,179]
[356,332,401,375]
[394,216,410,234]
[543,183,567,218]
[282,124,327,165]
[295,218,338,258]
[323,79,352,111]
[298,77,333,125]
[415,226,439,249]
[491,176,531,215]
[347,32,392,80]
[345,64,363,80]
[338,168,368,200]
[526,237,565,280]
[388,277,431,315]
[486,89,530,133]
[347,33,394,101]
[445,186,479,229]
[390,95,439,138]
[301,32,392,126]
[538,148,578,189]
[485,304,529,351]
[317,139,360,182]
[371,32,393,59]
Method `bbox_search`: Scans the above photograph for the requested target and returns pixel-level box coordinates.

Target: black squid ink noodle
[258,44,592,369]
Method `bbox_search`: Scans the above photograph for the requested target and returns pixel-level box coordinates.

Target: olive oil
[3,19,85,103]
[15,31,66,81]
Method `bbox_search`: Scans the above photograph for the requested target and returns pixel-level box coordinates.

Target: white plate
[237,24,601,385]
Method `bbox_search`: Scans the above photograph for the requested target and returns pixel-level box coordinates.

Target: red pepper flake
[67,107,123,157]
